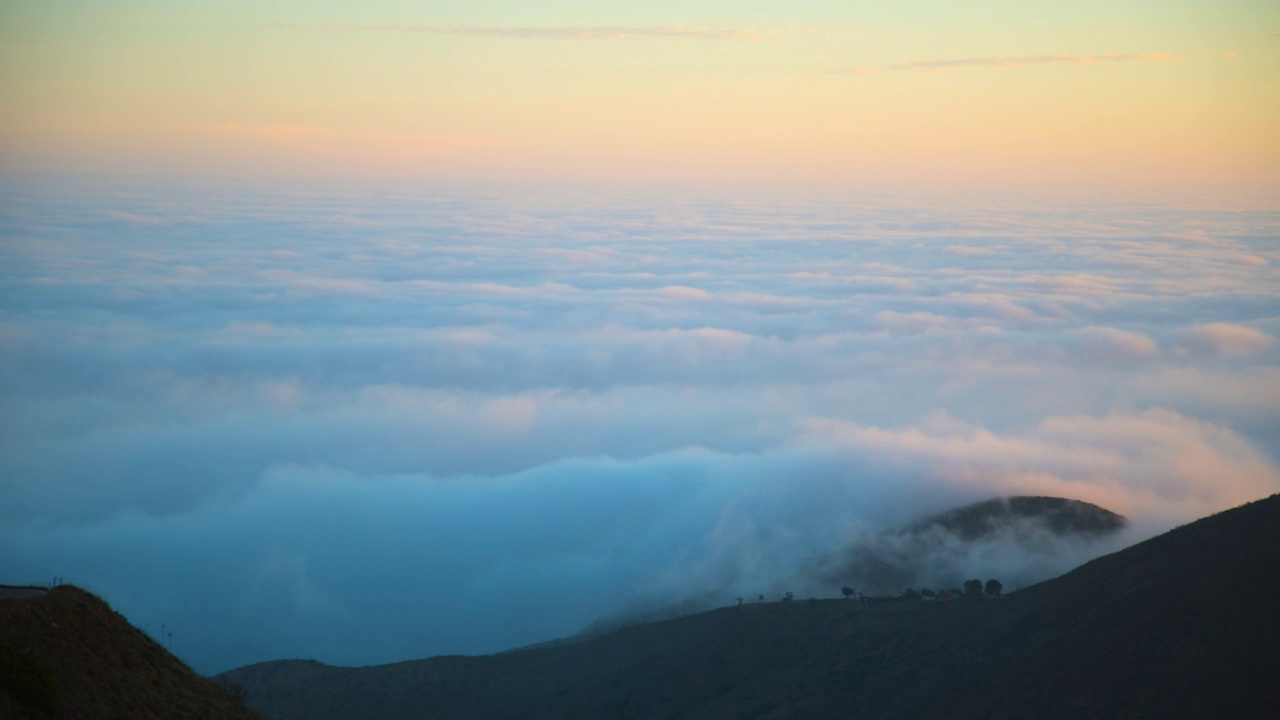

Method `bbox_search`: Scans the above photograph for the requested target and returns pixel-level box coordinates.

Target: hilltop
[579,494,1128,641]
[810,494,1128,593]
[220,494,1280,720]
[0,585,263,720]
[912,495,1125,539]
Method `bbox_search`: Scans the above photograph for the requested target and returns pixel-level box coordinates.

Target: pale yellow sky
[1,1,1277,192]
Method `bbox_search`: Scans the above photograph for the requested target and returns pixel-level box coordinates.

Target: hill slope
[0,585,263,720]
[221,494,1280,720]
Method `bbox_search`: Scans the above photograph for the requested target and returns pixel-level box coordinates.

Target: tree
[841,586,855,599]
[783,592,794,601]
[963,579,984,598]
[984,579,1003,598]
[921,588,936,598]
[902,588,922,600]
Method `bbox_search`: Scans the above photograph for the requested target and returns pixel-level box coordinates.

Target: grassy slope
[0,586,264,720]
[222,494,1280,720]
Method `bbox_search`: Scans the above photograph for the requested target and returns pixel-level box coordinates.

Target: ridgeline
[0,585,262,720]
[219,494,1280,720]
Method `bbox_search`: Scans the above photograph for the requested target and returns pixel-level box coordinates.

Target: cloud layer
[1,176,1277,673]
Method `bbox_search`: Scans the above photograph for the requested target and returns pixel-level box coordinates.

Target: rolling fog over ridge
[2,176,1278,674]
[574,496,1134,640]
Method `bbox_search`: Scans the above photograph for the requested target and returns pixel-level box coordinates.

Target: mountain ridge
[0,584,263,720]
[220,493,1280,720]
[910,495,1126,539]
[580,494,1129,642]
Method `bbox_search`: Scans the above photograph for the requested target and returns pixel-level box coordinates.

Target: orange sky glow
[1,1,1277,194]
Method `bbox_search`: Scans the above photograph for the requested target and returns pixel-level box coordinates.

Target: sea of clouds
[1,175,1277,673]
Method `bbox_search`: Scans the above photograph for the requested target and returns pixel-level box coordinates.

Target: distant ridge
[577,494,1128,643]
[220,494,1280,720]
[0,585,263,720]
[811,494,1128,593]
[913,495,1126,539]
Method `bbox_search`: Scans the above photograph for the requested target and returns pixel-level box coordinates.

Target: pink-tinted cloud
[875,310,952,336]
[488,396,539,433]
[797,409,1279,524]
[660,285,712,301]
[1075,327,1159,360]
[1176,323,1274,358]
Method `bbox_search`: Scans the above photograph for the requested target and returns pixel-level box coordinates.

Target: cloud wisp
[263,22,764,42]
[836,51,1183,75]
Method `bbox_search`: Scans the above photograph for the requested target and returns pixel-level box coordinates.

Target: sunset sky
[2,2,1278,675]
[2,0,1278,190]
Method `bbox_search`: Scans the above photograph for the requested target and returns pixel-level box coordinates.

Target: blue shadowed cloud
[1,175,1277,673]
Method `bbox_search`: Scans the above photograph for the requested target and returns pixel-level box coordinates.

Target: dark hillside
[0,585,263,720]
[221,494,1280,720]
[989,492,1280,718]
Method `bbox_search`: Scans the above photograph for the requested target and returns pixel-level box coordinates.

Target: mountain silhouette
[0,585,262,720]
[810,495,1128,592]
[912,495,1125,539]
[219,493,1278,719]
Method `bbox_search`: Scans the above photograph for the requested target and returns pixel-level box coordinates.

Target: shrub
[0,641,60,716]
[217,676,252,703]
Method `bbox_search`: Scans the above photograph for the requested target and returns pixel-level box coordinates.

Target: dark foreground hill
[221,494,1280,720]
[0,585,263,720]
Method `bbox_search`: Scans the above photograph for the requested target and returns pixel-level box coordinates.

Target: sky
[1,0,1278,190]
[1,1,1279,676]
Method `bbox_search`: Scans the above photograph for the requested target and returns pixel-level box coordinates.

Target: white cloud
[1177,323,1273,358]
[1073,326,1159,361]
[659,285,712,301]
[1,176,1277,674]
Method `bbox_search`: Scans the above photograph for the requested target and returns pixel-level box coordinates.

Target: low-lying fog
[2,177,1277,673]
